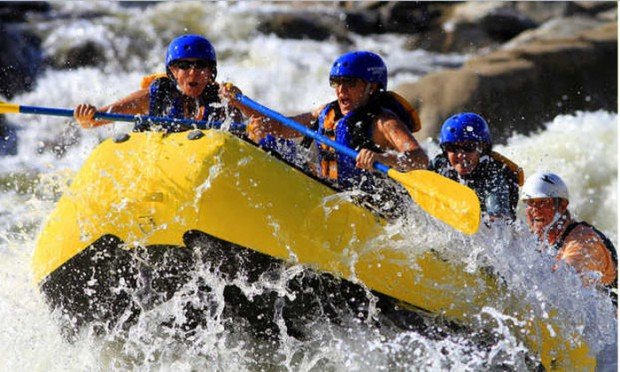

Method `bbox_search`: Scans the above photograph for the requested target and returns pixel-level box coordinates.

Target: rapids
[0,1,616,370]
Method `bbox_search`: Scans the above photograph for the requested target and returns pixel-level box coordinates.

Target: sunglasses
[329,77,362,89]
[443,143,482,153]
[171,60,211,70]
[524,198,555,209]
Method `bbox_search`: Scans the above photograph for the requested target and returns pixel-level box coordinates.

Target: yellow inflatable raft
[33,129,595,369]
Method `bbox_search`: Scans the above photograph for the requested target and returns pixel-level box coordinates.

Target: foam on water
[501,111,618,237]
[0,1,616,370]
[1,111,615,370]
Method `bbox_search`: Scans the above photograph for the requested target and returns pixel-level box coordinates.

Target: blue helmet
[439,112,492,147]
[329,51,388,90]
[165,34,217,77]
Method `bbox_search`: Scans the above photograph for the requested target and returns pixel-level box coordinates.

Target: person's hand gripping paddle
[236,94,481,235]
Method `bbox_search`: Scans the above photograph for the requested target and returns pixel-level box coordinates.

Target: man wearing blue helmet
[429,112,522,221]
[247,51,428,214]
[74,34,251,132]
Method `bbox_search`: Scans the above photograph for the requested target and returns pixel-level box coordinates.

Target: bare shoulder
[374,108,407,131]
[104,88,150,115]
[113,88,150,104]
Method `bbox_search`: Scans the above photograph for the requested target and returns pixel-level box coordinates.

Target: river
[0,2,616,370]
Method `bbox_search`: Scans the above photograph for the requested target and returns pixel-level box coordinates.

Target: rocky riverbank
[397,21,617,141]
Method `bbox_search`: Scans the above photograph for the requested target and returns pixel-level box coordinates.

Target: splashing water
[1,111,615,371]
[0,2,616,370]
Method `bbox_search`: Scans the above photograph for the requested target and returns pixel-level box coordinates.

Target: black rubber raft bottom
[40,230,529,368]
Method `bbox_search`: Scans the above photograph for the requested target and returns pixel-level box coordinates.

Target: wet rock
[403,30,448,53]
[567,1,618,17]
[0,23,43,99]
[378,2,441,34]
[441,2,537,52]
[0,1,49,23]
[118,2,159,9]
[502,16,607,50]
[480,6,537,42]
[340,10,380,35]
[514,2,570,24]
[439,2,504,52]
[337,1,383,12]
[597,7,618,22]
[396,22,617,142]
[57,40,107,69]
[257,13,350,43]
[255,2,452,40]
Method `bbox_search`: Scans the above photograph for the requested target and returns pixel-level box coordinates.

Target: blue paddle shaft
[18,104,246,131]
[236,94,390,174]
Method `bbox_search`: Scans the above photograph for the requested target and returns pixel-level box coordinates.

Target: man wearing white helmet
[521,171,617,302]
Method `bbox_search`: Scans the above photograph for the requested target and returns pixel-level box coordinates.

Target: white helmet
[521,171,569,201]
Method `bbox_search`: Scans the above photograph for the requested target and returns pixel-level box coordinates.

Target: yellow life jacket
[319,108,340,180]
[140,72,168,90]
[490,151,524,186]
[389,91,421,133]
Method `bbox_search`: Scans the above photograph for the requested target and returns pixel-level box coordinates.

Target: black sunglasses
[443,143,482,153]
[329,77,362,89]
[171,60,210,70]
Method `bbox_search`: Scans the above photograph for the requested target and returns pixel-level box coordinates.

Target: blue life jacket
[140,77,222,133]
[316,91,420,192]
[428,152,520,220]
[258,134,301,166]
[316,102,375,191]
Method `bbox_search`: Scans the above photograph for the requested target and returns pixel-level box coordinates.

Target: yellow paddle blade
[0,102,20,114]
[388,169,481,235]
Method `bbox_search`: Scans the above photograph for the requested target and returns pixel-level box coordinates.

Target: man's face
[524,197,566,235]
[169,58,214,98]
[330,77,372,115]
[444,142,482,176]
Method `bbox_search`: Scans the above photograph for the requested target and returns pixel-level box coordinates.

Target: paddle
[236,93,481,235]
[0,102,246,132]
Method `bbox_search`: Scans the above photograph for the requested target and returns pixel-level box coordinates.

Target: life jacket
[140,72,167,90]
[136,73,221,132]
[257,134,301,167]
[316,91,421,190]
[555,221,618,305]
[490,151,524,186]
[429,152,520,220]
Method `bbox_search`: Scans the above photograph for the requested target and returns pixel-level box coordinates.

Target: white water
[0,2,616,370]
